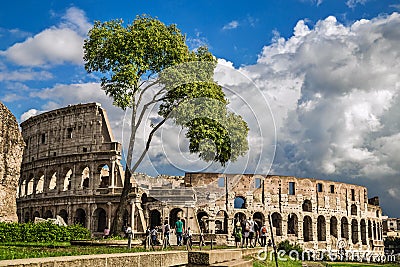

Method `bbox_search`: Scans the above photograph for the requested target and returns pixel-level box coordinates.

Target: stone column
[107,202,112,229]
[131,200,135,238]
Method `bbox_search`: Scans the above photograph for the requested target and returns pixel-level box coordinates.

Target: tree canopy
[83,15,249,234]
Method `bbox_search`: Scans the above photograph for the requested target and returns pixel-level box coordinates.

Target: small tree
[83,15,249,235]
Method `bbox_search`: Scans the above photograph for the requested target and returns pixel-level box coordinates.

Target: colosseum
[17,103,384,254]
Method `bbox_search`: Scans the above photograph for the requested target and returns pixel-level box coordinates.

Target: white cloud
[20,109,41,122]
[0,7,90,66]
[222,20,239,30]
[0,70,52,81]
[346,0,368,8]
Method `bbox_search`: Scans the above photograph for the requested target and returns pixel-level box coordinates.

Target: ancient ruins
[0,101,24,222]
[17,103,384,254]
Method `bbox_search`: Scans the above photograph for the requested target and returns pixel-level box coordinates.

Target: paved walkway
[302,262,325,267]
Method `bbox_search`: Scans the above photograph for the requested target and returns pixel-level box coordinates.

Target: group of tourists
[233,218,272,248]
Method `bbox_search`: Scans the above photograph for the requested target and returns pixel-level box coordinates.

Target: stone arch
[20,180,26,197]
[368,220,372,239]
[351,204,357,216]
[93,208,107,232]
[149,209,161,228]
[27,174,34,195]
[361,219,367,245]
[44,210,53,219]
[234,212,246,224]
[216,210,228,234]
[63,169,72,191]
[303,215,313,242]
[287,213,298,236]
[351,219,359,244]
[80,166,90,189]
[317,215,326,241]
[75,208,86,227]
[234,196,246,209]
[33,211,40,219]
[24,211,30,223]
[99,164,110,188]
[58,209,68,224]
[330,216,338,238]
[302,199,312,212]
[197,211,209,233]
[35,174,45,194]
[271,212,282,236]
[341,217,349,240]
[253,212,265,228]
[169,208,184,229]
[48,171,57,190]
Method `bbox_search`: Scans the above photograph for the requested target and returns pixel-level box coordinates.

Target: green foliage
[277,240,303,255]
[0,222,90,243]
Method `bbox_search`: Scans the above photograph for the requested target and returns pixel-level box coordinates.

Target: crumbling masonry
[17,103,384,254]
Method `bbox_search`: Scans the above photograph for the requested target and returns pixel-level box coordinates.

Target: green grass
[0,244,147,260]
[251,252,302,267]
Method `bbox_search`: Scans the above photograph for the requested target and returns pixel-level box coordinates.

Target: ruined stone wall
[0,102,24,222]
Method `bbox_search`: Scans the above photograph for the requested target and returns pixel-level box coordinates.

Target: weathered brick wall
[0,101,24,222]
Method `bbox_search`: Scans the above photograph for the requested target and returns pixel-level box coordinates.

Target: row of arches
[232,212,382,244]
[21,207,118,232]
[18,165,111,197]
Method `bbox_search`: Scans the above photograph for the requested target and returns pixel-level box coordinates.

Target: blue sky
[1,0,400,217]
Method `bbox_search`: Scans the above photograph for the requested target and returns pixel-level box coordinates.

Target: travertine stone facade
[17,103,384,254]
[0,101,24,222]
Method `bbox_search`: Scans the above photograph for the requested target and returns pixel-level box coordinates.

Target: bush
[0,222,90,243]
[277,240,303,255]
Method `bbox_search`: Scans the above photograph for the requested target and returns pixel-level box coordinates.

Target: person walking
[150,226,158,246]
[175,217,184,246]
[125,224,133,249]
[260,224,267,247]
[162,220,171,248]
[185,227,193,250]
[234,222,242,248]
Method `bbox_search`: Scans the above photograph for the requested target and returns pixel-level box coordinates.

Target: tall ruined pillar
[0,102,24,222]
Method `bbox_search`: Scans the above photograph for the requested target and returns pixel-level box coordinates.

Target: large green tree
[83,15,249,235]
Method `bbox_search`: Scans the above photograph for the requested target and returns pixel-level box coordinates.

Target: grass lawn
[0,242,147,260]
[325,262,400,267]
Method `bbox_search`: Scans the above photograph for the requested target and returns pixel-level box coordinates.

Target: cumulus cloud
[0,70,52,81]
[0,7,90,66]
[213,13,400,217]
[222,20,239,30]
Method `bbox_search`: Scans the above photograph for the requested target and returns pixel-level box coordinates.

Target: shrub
[0,222,90,243]
[277,240,303,255]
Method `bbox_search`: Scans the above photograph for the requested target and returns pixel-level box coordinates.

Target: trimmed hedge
[0,222,90,242]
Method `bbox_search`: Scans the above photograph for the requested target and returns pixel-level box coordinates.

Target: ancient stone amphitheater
[17,103,384,254]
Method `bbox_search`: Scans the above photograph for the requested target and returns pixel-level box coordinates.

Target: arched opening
[216,210,228,234]
[63,169,72,191]
[351,219,359,244]
[49,172,57,190]
[234,212,246,225]
[341,217,349,240]
[75,208,86,227]
[24,212,30,223]
[36,174,44,194]
[317,215,326,241]
[169,208,184,229]
[99,165,110,188]
[287,213,298,236]
[58,209,68,224]
[149,209,161,228]
[271,212,282,236]
[378,222,381,240]
[373,222,377,240]
[234,196,246,209]
[361,219,367,245]
[303,215,313,242]
[93,208,107,232]
[44,210,53,219]
[330,216,338,238]
[253,212,265,229]
[368,220,372,239]
[197,211,209,233]
[302,199,312,212]
[20,180,26,197]
[27,174,34,195]
[33,211,40,219]
[351,204,357,216]
[81,167,90,189]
